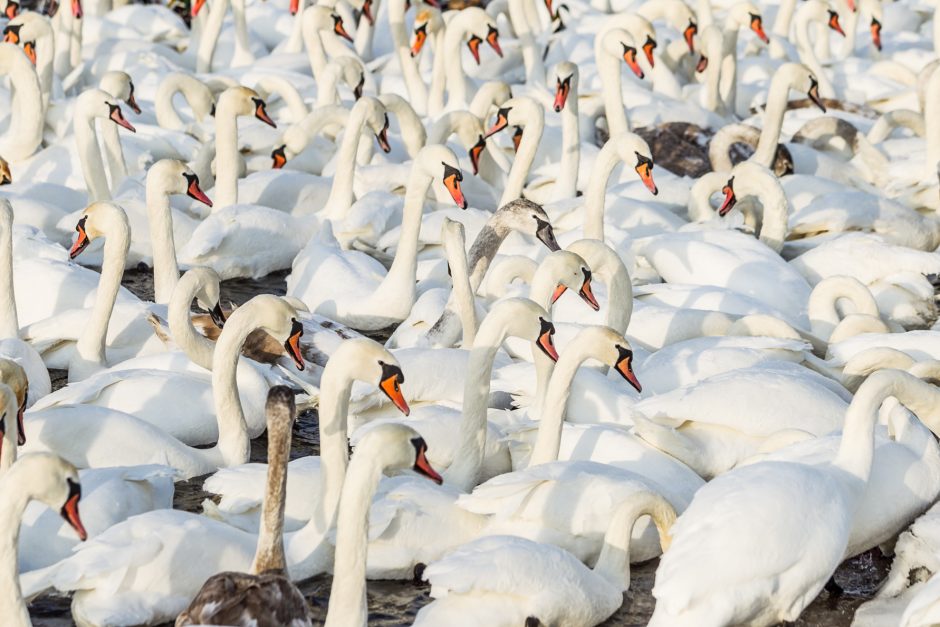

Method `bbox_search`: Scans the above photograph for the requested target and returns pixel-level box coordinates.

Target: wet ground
[30,268,892,626]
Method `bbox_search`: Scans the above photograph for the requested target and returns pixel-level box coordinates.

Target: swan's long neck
[284,0,307,53]
[508,0,545,85]
[322,449,385,627]
[499,111,543,206]
[442,24,470,110]
[210,311,254,467]
[744,177,789,253]
[751,74,794,168]
[444,318,508,490]
[252,412,291,574]
[196,0,230,73]
[310,358,353,535]
[583,139,622,241]
[923,71,940,179]
[229,0,255,66]
[808,277,879,341]
[71,217,130,381]
[596,32,630,136]
[155,75,189,131]
[556,86,580,198]
[369,166,432,318]
[593,492,675,590]
[0,472,31,627]
[389,0,429,113]
[0,204,18,338]
[146,180,180,305]
[168,275,216,370]
[322,105,369,219]
[528,341,593,466]
[426,24,448,117]
[442,223,477,346]
[773,0,798,36]
[99,121,128,190]
[795,13,834,98]
[213,99,242,209]
[74,112,113,201]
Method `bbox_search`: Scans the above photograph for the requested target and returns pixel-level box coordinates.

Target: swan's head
[573,326,642,392]
[728,2,767,43]
[76,88,137,133]
[71,0,83,19]
[458,8,501,64]
[469,134,486,175]
[0,361,27,447]
[870,17,882,51]
[497,198,561,252]
[217,86,277,128]
[68,202,128,260]
[488,298,559,362]
[786,64,827,111]
[410,7,442,57]
[684,18,697,53]
[332,338,410,416]
[483,96,541,139]
[4,0,17,18]
[181,267,225,328]
[417,145,467,209]
[552,62,578,113]
[826,9,845,37]
[14,453,87,541]
[303,5,352,42]
[99,71,141,115]
[355,97,391,153]
[352,424,443,484]
[0,157,10,186]
[149,159,213,208]
[539,250,600,312]
[231,295,305,371]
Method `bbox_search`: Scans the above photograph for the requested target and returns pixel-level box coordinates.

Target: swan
[0,42,42,162]
[413,489,674,627]
[175,387,313,627]
[21,294,304,479]
[202,337,410,533]
[0,453,87,627]
[154,71,215,137]
[0,199,50,406]
[426,7,502,114]
[23,420,440,626]
[73,88,137,202]
[648,369,938,626]
[287,144,467,331]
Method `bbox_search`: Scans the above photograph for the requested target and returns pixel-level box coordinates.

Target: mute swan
[648,369,938,626]
[21,294,304,478]
[203,337,410,533]
[287,144,467,331]
[74,88,137,202]
[0,199,50,406]
[176,387,313,627]
[23,420,440,626]
[0,42,42,162]
[0,453,87,627]
[414,489,674,627]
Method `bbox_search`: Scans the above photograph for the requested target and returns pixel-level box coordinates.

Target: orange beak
[361,0,374,25]
[553,76,570,112]
[870,18,882,51]
[69,217,90,259]
[614,347,641,393]
[380,373,410,416]
[642,35,657,67]
[634,154,658,195]
[467,35,482,65]
[696,54,708,73]
[271,145,287,169]
[23,41,35,66]
[61,480,88,541]
[537,318,559,362]
[808,77,826,113]
[192,0,206,16]
[411,438,443,484]
[283,319,305,371]
[511,126,523,153]
[683,20,697,53]
[333,14,354,42]
[442,163,468,209]
[486,25,502,57]
[577,269,600,311]
[410,23,428,57]
[184,173,212,207]
[4,0,18,18]
[469,136,485,176]
[484,107,511,138]
[750,14,769,43]
[109,104,136,132]
[3,25,20,44]
[622,44,645,79]
[718,177,736,216]
[71,0,82,18]
[551,284,567,305]
[846,0,856,12]
[827,10,845,37]
[253,98,276,128]
[289,0,298,15]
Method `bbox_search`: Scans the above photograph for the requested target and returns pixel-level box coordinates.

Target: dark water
[30,269,891,626]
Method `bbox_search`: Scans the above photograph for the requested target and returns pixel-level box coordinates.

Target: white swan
[648,369,937,626]
[0,453,87,627]
[0,42,42,162]
[414,489,674,627]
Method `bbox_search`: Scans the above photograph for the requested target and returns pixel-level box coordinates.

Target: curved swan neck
[210,307,256,467]
[442,220,477,346]
[444,310,515,490]
[168,273,216,370]
[808,276,879,340]
[72,207,130,381]
[794,3,834,99]
[556,76,580,198]
[389,0,429,114]
[752,67,802,167]
[0,202,18,337]
[593,492,675,590]
[584,138,623,241]
[251,397,293,574]
[596,29,630,137]
[0,43,43,162]
[0,467,33,626]
[322,101,372,219]
[156,73,212,131]
[196,0,229,73]
[146,174,181,305]
[499,102,544,206]
[74,95,113,202]
[735,164,789,253]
